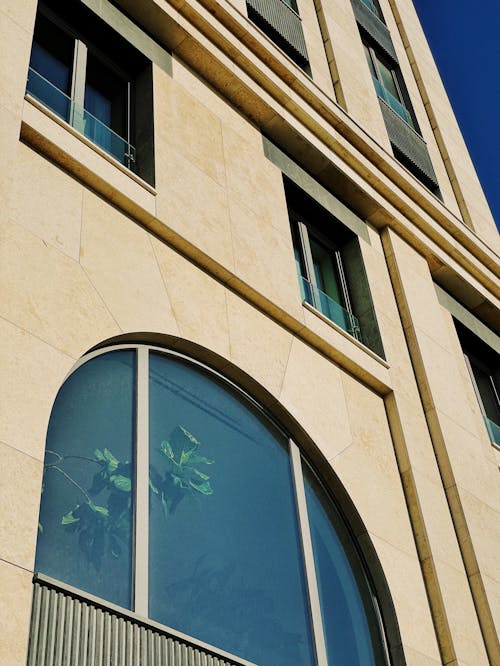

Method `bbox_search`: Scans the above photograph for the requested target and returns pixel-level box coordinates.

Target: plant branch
[50,466,92,503]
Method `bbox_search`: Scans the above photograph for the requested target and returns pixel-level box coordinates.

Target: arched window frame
[36,342,395,666]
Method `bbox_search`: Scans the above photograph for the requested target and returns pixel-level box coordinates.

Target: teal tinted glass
[377,58,400,102]
[310,237,343,306]
[148,353,316,666]
[35,351,135,608]
[303,462,383,666]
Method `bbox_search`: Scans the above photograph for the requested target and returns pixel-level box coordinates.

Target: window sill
[21,95,157,215]
[302,301,391,391]
[30,575,257,666]
[303,301,389,367]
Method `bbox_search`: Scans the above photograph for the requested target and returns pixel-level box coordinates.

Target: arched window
[36,345,389,666]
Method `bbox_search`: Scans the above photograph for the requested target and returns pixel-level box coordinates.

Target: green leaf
[88,501,109,517]
[94,448,105,462]
[110,474,131,492]
[103,448,119,473]
[61,510,79,525]
[38,522,44,534]
[171,426,201,452]
[192,468,210,481]
[189,455,214,465]
[189,479,213,495]
[149,479,159,495]
[160,440,174,460]
[180,448,197,466]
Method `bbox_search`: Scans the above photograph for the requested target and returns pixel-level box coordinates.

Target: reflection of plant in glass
[40,426,213,569]
[149,425,214,518]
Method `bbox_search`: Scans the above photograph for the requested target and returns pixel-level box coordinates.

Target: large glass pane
[36,351,135,609]
[148,353,315,666]
[303,463,384,666]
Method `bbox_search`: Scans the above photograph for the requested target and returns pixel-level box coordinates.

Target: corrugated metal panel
[28,580,251,666]
[351,0,397,63]
[379,99,439,189]
[246,0,309,67]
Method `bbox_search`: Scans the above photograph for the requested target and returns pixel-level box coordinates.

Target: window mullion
[70,39,87,132]
[134,346,149,616]
[298,221,321,311]
[297,222,314,282]
[289,440,328,666]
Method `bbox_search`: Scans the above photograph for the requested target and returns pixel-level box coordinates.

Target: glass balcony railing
[372,76,413,127]
[26,67,136,169]
[298,275,362,341]
[484,417,500,448]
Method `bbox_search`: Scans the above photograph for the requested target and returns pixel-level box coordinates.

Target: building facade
[0,0,499,664]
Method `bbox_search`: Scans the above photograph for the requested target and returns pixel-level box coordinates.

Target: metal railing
[298,275,362,341]
[377,96,439,189]
[351,0,397,61]
[246,0,309,67]
[26,68,136,170]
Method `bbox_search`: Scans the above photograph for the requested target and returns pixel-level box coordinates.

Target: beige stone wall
[383,228,499,664]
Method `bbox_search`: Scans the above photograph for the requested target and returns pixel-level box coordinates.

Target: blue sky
[412,0,500,230]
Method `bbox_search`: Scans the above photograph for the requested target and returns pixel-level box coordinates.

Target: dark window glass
[36,351,135,608]
[148,353,316,666]
[84,51,129,159]
[310,236,344,307]
[28,13,74,121]
[85,52,127,138]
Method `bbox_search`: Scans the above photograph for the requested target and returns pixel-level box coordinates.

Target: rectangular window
[285,180,384,357]
[362,35,440,195]
[363,43,416,129]
[26,1,154,184]
[292,217,362,342]
[456,322,500,448]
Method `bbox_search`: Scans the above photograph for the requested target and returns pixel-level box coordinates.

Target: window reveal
[26,1,154,183]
